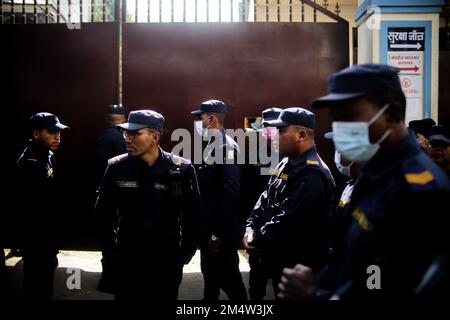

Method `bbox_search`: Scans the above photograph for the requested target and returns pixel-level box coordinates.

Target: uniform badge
[352,208,374,232]
[306,160,319,165]
[116,181,138,188]
[404,170,434,185]
[154,183,169,191]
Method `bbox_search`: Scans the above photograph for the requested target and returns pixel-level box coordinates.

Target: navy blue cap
[408,118,436,138]
[117,110,165,131]
[266,107,315,129]
[107,104,125,115]
[429,125,450,144]
[29,112,69,132]
[191,99,227,115]
[262,107,282,127]
[312,64,403,109]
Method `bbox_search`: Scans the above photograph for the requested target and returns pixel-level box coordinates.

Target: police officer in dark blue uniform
[244,107,336,297]
[324,132,362,288]
[95,110,201,301]
[191,100,247,301]
[95,104,126,293]
[16,112,69,301]
[429,125,450,179]
[95,104,127,183]
[279,64,450,300]
[408,118,435,152]
[241,107,282,300]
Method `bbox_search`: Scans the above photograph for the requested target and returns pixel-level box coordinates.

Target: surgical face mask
[334,151,353,178]
[262,126,278,141]
[195,116,213,137]
[332,104,391,164]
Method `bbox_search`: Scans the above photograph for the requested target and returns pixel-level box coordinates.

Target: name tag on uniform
[116,180,138,188]
[268,168,288,180]
[154,183,170,191]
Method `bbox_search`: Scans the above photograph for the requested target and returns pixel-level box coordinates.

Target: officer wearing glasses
[95,110,201,301]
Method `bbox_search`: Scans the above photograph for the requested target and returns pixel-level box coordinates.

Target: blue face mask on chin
[332,104,391,164]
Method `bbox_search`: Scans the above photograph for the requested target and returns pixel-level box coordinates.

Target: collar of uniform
[205,128,225,144]
[362,132,420,182]
[288,145,317,167]
[135,146,167,172]
[205,128,227,156]
[28,140,52,158]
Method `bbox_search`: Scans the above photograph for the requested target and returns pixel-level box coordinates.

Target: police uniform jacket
[95,126,126,181]
[195,129,241,240]
[95,147,201,262]
[314,133,450,299]
[15,140,61,253]
[247,146,336,271]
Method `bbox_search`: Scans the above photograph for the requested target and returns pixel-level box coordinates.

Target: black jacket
[95,148,201,262]
[195,129,241,239]
[95,126,126,183]
[314,134,450,300]
[247,146,336,271]
[15,140,61,252]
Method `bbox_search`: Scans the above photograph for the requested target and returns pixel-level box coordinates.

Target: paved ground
[3,249,275,300]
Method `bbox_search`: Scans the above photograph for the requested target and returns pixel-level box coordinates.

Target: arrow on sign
[390,43,422,50]
[399,66,420,72]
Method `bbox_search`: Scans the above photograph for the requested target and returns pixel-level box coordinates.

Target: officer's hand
[277,264,318,300]
[207,237,221,256]
[243,231,256,253]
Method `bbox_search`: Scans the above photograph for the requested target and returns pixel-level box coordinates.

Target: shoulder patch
[405,170,434,185]
[107,153,129,166]
[352,208,374,232]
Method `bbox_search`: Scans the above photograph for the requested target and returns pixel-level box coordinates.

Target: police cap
[262,107,282,127]
[191,99,227,115]
[266,107,315,129]
[408,118,436,138]
[29,112,69,132]
[107,104,125,115]
[117,109,165,131]
[429,125,450,145]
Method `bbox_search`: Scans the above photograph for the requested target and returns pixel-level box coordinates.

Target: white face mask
[195,116,213,137]
[262,126,278,141]
[334,151,353,178]
[332,104,391,164]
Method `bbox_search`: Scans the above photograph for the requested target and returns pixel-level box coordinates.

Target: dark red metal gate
[1,23,119,248]
[1,0,349,248]
[123,22,349,150]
